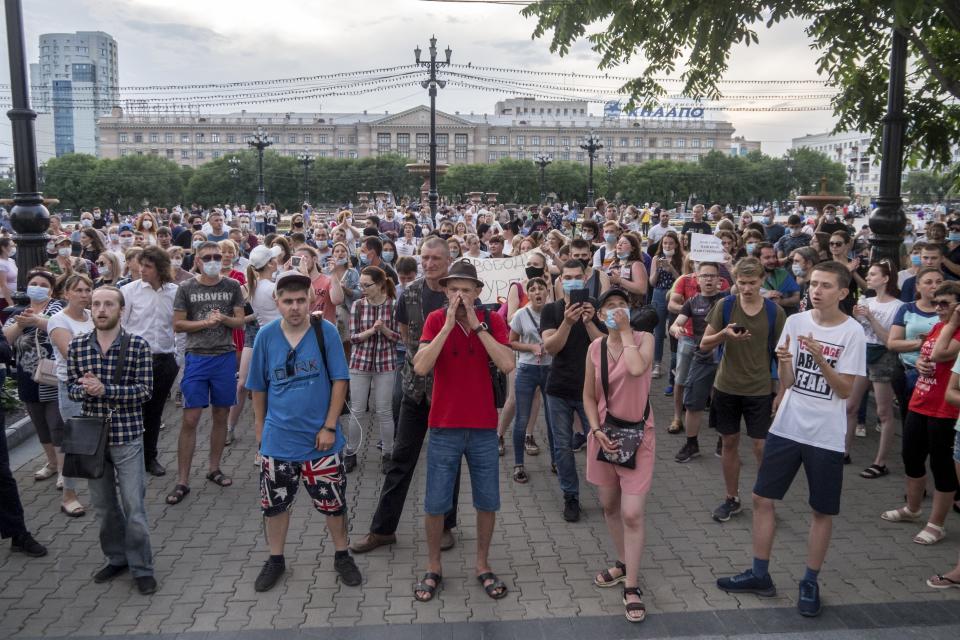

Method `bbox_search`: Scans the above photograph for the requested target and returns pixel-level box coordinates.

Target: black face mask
[439,233,451,240]
[193,224,202,230]
[579,258,590,270]
[525,266,545,279]
[294,222,303,228]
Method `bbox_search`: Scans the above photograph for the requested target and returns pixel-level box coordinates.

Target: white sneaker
[652,364,662,379]
[875,422,883,433]
[855,424,867,438]
[254,452,262,467]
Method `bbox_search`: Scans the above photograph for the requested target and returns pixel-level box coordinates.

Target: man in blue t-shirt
[245,270,360,593]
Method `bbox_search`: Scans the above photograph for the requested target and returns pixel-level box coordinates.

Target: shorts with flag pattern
[259,454,347,517]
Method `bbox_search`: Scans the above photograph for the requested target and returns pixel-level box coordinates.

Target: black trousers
[370,393,459,535]
[0,403,27,539]
[142,353,180,464]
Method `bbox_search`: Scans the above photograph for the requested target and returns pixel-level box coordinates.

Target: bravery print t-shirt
[769,310,866,452]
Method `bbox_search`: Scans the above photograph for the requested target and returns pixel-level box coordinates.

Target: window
[196,133,204,143]
[561,151,570,161]
[149,133,158,143]
[180,133,189,144]
[499,136,508,145]
[690,154,699,162]
[516,135,525,145]
[416,133,429,161]
[211,133,220,143]
[318,151,328,158]
[270,135,280,144]
[662,138,672,148]
[337,150,345,158]
[455,133,467,160]
[648,137,657,148]
[691,138,701,148]
[635,153,643,162]
[133,133,143,143]
[488,136,497,145]
[212,151,221,159]
[338,135,345,145]
[531,135,540,146]
[576,152,585,161]
[633,137,642,147]
[620,137,629,147]
[377,132,391,155]
[500,151,509,159]
[605,137,613,149]
[560,137,570,147]
[118,132,128,143]
[349,150,358,159]
[517,151,525,160]
[181,150,189,159]
[303,135,312,144]
[397,133,410,156]
[488,151,497,161]
[620,153,628,162]
[662,153,670,160]
[347,135,357,145]
[120,149,129,157]
[676,138,686,148]
[286,135,295,144]
[437,134,449,161]
[164,133,173,143]
[705,138,715,148]
[318,135,327,144]
[166,149,174,159]
[546,137,556,146]
[197,150,205,159]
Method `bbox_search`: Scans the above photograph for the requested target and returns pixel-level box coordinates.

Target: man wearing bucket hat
[410,259,515,603]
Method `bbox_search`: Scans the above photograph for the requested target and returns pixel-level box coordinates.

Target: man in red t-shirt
[411,260,515,603]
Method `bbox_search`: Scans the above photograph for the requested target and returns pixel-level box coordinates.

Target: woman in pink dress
[583,288,655,624]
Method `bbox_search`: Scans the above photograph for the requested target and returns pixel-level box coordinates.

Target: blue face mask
[604,232,617,244]
[746,243,757,255]
[950,233,960,243]
[616,251,631,260]
[910,254,922,266]
[359,254,370,266]
[382,251,395,262]
[762,217,772,225]
[605,309,620,329]
[562,279,586,294]
[26,285,49,302]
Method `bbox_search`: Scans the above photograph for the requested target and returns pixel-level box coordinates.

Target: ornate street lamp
[246,127,272,205]
[228,156,241,204]
[579,132,604,206]
[414,35,452,217]
[297,150,314,205]
[534,153,552,204]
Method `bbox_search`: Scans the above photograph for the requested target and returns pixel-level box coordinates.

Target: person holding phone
[648,231,684,380]
[541,260,608,523]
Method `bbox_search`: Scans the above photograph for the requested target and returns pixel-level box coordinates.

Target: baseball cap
[274,270,312,290]
[249,245,281,270]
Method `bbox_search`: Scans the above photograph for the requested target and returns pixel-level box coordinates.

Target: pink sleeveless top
[588,331,655,429]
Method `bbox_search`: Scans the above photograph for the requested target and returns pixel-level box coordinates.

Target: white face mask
[119,236,134,247]
[99,266,112,278]
[142,220,153,229]
[171,259,182,269]
[202,260,221,277]
[58,247,72,257]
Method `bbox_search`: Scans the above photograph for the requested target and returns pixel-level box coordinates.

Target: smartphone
[731,324,747,335]
[569,288,589,306]
[291,255,302,268]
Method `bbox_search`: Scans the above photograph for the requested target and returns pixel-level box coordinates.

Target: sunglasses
[199,254,223,262]
[829,241,845,247]
[285,348,297,378]
[933,300,956,309]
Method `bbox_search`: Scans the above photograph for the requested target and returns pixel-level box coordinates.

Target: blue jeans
[86,437,154,577]
[513,364,555,466]
[255,221,265,235]
[652,287,669,364]
[424,428,500,514]
[546,394,589,499]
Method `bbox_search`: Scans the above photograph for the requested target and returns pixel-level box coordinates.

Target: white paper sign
[463,254,528,306]
[688,233,727,263]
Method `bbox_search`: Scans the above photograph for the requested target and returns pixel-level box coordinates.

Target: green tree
[42,153,99,210]
[902,169,954,203]
[521,1,960,170]
[785,147,848,195]
[90,155,186,212]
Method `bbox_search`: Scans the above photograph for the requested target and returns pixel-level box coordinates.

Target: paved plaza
[1,372,958,639]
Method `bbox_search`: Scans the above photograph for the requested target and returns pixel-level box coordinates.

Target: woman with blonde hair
[116,247,143,288]
[93,251,121,288]
[135,210,160,246]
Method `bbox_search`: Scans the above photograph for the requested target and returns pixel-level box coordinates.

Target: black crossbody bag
[62,332,131,480]
[595,337,651,470]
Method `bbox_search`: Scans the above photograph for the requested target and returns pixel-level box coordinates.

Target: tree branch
[899,27,960,100]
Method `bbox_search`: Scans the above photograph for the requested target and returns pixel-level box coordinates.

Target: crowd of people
[0,197,958,623]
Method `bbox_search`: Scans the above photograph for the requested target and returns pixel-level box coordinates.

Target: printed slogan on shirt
[792,339,844,400]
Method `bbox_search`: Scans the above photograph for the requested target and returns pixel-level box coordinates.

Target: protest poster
[688,233,727,263]
[462,254,527,306]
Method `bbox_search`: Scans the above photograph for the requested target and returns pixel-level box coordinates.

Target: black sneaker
[10,532,47,558]
[675,441,700,463]
[135,575,158,595]
[715,436,723,458]
[563,495,581,522]
[334,553,362,586]
[712,496,742,522]
[797,579,821,617]
[343,453,357,473]
[571,432,587,452]
[93,563,129,583]
[254,559,286,592]
[717,568,776,597]
[145,459,166,477]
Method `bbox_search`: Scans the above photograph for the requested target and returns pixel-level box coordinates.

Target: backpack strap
[310,316,327,367]
[763,298,778,362]
[113,332,131,385]
[600,337,610,400]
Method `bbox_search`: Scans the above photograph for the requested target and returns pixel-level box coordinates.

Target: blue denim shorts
[425,428,500,515]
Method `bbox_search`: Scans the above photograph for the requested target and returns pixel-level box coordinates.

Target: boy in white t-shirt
[717,260,866,618]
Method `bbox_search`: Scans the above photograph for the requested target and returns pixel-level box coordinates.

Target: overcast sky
[0,0,841,157]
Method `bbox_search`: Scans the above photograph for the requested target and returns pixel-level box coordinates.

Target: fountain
[797,176,850,214]
[405,161,449,207]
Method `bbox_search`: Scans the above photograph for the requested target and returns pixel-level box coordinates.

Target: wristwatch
[474,322,489,334]
[322,425,337,433]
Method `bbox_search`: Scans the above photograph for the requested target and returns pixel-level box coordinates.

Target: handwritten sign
[688,233,727,263]
[463,254,528,306]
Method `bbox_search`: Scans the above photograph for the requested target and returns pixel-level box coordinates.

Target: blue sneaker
[717,569,776,597]
[797,579,821,617]
[664,385,674,397]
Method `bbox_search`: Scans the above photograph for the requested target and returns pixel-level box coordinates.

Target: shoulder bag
[61,332,131,479]
[595,337,651,470]
[31,329,59,387]
[484,309,508,408]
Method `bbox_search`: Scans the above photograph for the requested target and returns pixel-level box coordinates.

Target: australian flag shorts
[259,453,347,517]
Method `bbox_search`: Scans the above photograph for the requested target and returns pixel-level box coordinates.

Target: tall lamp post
[228,156,241,204]
[4,0,49,298]
[868,27,908,268]
[414,36,451,217]
[579,132,603,206]
[534,153,552,204]
[246,126,272,206]
[297,150,313,204]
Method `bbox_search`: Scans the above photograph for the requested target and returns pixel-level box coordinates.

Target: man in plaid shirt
[67,287,155,595]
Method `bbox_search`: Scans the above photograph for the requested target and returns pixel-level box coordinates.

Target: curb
[4,414,34,450]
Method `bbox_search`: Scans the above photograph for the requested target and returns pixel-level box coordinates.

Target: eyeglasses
[199,254,223,262]
[933,300,956,309]
[829,241,845,247]
[698,274,718,279]
[360,282,378,289]
[285,348,297,377]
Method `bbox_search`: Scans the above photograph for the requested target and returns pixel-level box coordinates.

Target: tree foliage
[520,1,960,172]
[902,169,956,203]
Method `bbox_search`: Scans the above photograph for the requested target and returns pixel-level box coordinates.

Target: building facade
[97,98,737,169]
[30,31,119,158]
[729,136,762,156]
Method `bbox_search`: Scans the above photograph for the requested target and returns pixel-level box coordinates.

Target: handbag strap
[600,337,652,423]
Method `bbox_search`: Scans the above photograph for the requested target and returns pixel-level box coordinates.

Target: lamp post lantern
[414,35,451,217]
[579,132,603,206]
[4,0,49,298]
[297,150,313,204]
[534,153,552,204]
[228,156,241,204]
[246,127,272,206]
